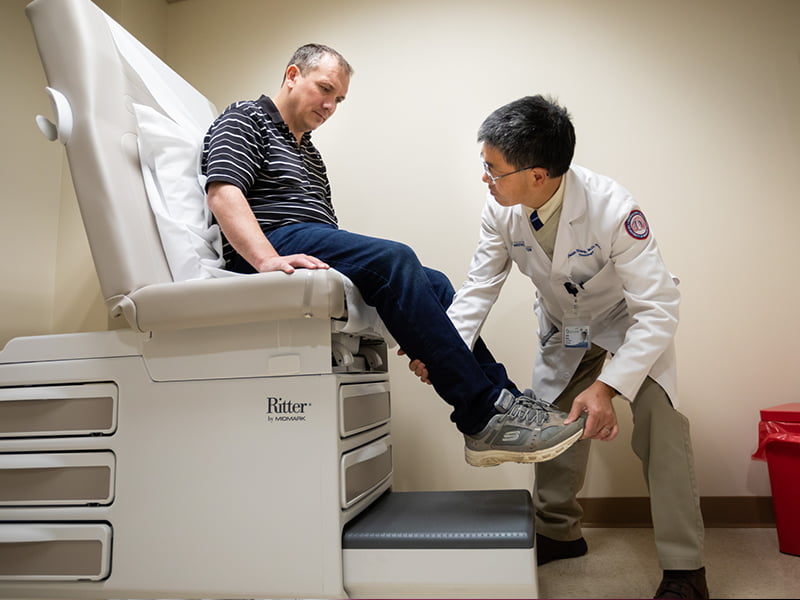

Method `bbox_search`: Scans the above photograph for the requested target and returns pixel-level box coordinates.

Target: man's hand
[397,349,432,384]
[256,254,329,275]
[564,380,619,441]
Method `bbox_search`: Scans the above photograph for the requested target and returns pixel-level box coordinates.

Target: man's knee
[423,267,455,306]
[347,239,423,292]
[369,238,418,265]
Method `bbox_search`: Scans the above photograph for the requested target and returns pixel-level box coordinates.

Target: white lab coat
[448,165,681,407]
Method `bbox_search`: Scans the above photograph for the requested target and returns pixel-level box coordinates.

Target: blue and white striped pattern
[202,95,337,263]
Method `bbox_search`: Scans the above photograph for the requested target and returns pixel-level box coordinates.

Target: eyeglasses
[482,161,542,184]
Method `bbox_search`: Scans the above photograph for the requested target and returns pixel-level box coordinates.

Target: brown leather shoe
[654,567,709,599]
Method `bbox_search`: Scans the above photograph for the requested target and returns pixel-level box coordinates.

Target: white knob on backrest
[35,87,73,145]
[35,114,58,141]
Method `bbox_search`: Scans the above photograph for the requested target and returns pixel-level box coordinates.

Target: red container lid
[760,403,800,422]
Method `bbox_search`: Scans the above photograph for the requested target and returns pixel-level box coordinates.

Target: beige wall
[3,0,799,501]
[1,0,61,341]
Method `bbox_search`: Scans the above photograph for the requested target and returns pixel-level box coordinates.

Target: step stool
[343,489,538,598]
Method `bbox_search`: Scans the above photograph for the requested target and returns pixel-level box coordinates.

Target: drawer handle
[0,525,64,543]
[0,453,113,470]
[0,523,111,544]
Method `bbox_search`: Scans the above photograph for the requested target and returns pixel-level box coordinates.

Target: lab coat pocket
[575,260,620,293]
[534,298,559,348]
[571,261,625,320]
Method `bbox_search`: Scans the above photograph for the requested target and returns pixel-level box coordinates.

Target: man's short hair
[284,43,354,82]
[477,95,576,177]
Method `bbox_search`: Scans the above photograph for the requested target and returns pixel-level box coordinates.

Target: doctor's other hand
[396,349,431,385]
[564,380,619,441]
[257,254,329,275]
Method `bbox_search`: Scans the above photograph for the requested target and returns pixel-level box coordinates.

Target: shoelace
[507,397,551,426]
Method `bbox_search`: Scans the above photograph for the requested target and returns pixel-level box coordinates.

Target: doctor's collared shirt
[523,174,565,227]
[524,175,566,259]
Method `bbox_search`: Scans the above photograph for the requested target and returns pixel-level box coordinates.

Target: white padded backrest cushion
[134,103,224,281]
[105,13,224,281]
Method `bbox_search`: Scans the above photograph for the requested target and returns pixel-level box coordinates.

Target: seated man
[201,43,584,466]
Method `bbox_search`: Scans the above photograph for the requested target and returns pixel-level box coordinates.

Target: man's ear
[530,167,548,186]
[284,64,301,89]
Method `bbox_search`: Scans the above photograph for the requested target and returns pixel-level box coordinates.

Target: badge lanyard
[563,281,590,349]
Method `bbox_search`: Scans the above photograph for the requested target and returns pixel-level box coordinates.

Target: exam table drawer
[341,435,392,509]
[0,523,112,581]
[0,382,118,438]
[339,381,390,438]
[0,452,115,506]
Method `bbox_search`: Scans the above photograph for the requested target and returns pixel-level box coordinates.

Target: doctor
[444,96,707,599]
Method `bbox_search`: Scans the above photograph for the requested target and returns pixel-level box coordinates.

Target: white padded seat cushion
[128,268,347,331]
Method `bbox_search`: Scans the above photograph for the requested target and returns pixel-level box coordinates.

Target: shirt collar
[257,95,312,143]
[523,175,565,225]
[257,95,283,122]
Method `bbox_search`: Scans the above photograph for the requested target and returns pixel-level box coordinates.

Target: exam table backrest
[29,0,175,299]
[26,0,346,332]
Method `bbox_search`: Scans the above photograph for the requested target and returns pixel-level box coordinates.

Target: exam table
[0,0,538,597]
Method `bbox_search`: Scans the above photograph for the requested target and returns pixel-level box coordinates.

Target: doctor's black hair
[477,95,575,177]
[282,43,354,83]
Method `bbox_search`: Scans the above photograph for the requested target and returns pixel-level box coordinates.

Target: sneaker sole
[465,429,583,467]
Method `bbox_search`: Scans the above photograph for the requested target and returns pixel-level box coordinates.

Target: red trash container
[752,402,800,556]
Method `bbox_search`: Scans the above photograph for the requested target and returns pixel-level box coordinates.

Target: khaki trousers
[534,344,705,570]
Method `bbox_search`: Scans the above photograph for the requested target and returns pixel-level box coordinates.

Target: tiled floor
[537,527,800,599]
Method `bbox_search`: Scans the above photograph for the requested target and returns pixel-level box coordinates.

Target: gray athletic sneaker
[464,389,585,467]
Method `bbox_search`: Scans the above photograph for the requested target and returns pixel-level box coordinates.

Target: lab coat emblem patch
[625,210,650,240]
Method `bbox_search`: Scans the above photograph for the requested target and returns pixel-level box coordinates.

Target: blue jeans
[229,222,518,434]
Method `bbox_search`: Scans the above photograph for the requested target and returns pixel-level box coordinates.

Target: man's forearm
[206,182,279,271]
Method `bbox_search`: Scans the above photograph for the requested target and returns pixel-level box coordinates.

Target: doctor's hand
[397,350,431,385]
[256,254,329,275]
[564,380,619,441]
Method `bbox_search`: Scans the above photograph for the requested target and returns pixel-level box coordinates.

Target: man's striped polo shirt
[202,95,338,265]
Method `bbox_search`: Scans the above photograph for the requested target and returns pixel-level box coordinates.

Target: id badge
[563,313,590,349]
